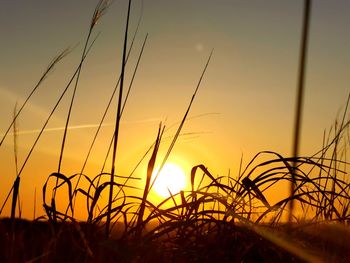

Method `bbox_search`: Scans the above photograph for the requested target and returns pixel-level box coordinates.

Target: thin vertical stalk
[33,188,37,220]
[51,30,93,220]
[56,29,93,175]
[100,0,144,175]
[69,33,148,220]
[10,177,20,220]
[13,104,19,176]
[55,0,110,197]
[106,0,132,239]
[329,93,350,218]
[137,125,164,233]
[0,50,69,148]
[77,33,147,193]
[289,0,311,222]
[0,37,97,215]
[148,50,213,194]
[11,104,20,220]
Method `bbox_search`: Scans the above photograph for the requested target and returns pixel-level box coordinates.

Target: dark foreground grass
[3,218,350,263]
[1,218,350,262]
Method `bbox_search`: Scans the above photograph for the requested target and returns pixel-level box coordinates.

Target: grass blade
[106,0,132,239]
[289,0,312,222]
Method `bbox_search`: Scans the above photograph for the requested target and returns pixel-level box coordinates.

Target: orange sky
[1,0,349,219]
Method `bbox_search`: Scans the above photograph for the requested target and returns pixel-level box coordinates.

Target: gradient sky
[1,0,349,219]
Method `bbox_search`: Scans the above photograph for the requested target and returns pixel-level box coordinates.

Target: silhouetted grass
[1,0,350,262]
[290,0,311,222]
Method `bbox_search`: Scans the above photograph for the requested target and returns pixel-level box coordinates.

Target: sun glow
[152,163,187,198]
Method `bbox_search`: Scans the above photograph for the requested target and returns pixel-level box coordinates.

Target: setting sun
[152,163,187,198]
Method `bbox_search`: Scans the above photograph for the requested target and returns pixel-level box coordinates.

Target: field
[1,0,350,262]
[1,218,350,262]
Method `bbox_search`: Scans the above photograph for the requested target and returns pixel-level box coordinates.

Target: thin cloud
[2,118,163,136]
[1,113,218,137]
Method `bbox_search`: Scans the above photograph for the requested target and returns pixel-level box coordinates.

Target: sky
[0,0,349,219]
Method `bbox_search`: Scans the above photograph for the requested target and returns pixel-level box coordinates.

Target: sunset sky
[1,0,349,219]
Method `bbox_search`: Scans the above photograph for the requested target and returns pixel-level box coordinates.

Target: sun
[152,163,187,198]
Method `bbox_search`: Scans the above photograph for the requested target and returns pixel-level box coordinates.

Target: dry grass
[1,0,349,262]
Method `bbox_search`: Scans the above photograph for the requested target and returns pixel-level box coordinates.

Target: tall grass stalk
[0,51,69,148]
[11,105,20,220]
[13,103,19,177]
[11,104,22,220]
[10,178,20,220]
[106,0,132,239]
[99,1,145,175]
[289,0,311,222]
[76,16,145,185]
[33,188,36,220]
[329,93,350,219]
[54,0,115,218]
[73,33,148,207]
[56,0,110,176]
[137,125,164,232]
[64,8,145,218]
[54,2,110,220]
[88,34,148,210]
[0,36,98,215]
[148,49,213,194]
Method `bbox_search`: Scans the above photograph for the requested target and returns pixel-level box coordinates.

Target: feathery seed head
[91,0,111,28]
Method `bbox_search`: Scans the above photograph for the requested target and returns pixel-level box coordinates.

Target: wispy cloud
[0,112,219,137]
[0,87,60,122]
[2,123,113,136]
[1,118,163,136]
